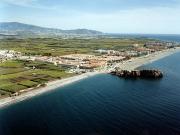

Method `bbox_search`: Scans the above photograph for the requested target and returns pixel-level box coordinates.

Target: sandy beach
[0,72,101,108]
[116,47,180,71]
[0,47,180,109]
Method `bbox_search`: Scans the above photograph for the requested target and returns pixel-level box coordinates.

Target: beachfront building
[59,54,106,70]
[58,53,127,72]
[79,59,107,69]
[100,56,126,63]
[144,41,176,50]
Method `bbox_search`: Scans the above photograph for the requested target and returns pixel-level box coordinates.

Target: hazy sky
[0,0,180,34]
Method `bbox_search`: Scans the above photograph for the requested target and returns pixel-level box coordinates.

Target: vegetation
[0,38,152,56]
[0,60,72,97]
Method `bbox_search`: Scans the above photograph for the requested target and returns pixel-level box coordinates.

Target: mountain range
[0,22,103,37]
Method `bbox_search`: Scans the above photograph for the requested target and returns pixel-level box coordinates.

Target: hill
[0,22,103,37]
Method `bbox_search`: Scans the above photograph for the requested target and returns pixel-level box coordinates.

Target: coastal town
[0,41,178,74]
[0,39,180,107]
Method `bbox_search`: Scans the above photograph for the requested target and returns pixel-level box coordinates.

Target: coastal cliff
[110,70,163,79]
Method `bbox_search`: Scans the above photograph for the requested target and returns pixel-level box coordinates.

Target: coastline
[116,47,180,71]
[0,47,180,109]
[0,72,102,109]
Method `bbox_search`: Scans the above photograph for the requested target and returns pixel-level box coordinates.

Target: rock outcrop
[110,70,163,79]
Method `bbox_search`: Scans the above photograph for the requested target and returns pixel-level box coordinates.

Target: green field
[0,60,72,97]
[0,38,152,56]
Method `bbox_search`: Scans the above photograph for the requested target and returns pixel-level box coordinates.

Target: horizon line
[1,21,180,35]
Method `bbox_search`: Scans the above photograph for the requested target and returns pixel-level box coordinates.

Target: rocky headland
[110,70,163,79]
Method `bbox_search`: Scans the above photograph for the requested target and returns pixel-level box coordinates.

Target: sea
[106,34,180,43]
[0,35,180,135]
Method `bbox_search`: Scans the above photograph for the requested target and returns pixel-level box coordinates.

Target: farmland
[0,60,72,97]
[0,38,152,56]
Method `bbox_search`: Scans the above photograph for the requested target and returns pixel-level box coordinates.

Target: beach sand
[0,47,180,109]
[0,72,101,108]
[116,47,180,70]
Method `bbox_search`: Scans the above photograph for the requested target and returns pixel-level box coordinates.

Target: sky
[0,0,180,34]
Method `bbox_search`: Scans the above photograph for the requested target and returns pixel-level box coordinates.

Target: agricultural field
[0,60,72,97]
[0,38,152,56]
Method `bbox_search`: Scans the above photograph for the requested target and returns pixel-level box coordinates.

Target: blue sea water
[1,52,180,135]
[142,34,180,42]
[107,34,180,42]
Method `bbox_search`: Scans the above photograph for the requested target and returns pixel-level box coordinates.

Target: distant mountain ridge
[0,22,103,37]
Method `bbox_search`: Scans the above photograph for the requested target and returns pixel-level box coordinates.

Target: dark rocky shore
[110,70,163,79]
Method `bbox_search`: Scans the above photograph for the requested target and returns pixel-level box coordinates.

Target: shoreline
[0,72,102,109]
[115,47,180,71]
[0,47,180,109]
